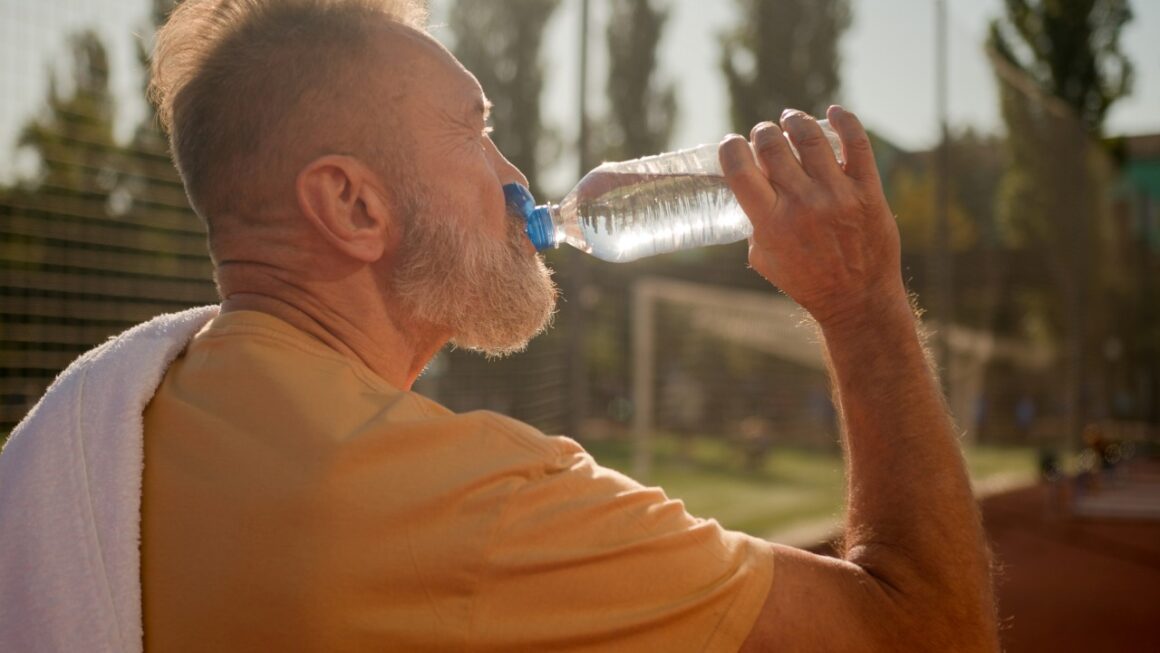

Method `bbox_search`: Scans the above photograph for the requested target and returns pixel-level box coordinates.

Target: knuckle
[836,191,861,214]
[753,134,785,160]
[845,133,872,153]
[732,165,767,192]
[803,189,832,212]
[794,130,827,151]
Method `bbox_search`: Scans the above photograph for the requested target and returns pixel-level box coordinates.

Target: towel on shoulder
[0,306,218,653]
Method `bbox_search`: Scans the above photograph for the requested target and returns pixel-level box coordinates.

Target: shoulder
[428,404,591,479]
[402,391,581,462]
[474,411,586,468]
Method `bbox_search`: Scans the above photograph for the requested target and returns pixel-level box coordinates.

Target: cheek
[448,144,508,233]
[476,175,509,232]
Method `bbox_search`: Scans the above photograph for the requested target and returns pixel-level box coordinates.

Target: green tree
[581,0,678,403]
[988,0,1135,446]
[133,0,180,146]
[2,31,122,429]
[601,0,677,160]
[17,31,118,195]
[448,0,561,198]
[887,129,1007,331]
[989,0,1133,136]
[1,11,218,431]
[117,0,195,221]
[719,0,851,132]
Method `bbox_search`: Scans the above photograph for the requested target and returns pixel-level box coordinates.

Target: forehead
[377,25,485,114]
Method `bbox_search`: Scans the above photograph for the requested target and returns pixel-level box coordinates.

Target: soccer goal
[629,276,829,480]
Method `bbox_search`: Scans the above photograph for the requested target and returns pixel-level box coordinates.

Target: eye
[476,123,494,151]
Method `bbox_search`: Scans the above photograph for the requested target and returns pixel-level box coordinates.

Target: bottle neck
[525,203,560,252]
[502,182,560,252]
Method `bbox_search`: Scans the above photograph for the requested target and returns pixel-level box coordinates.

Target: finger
[826,105,881,188]
[749,121,810,196]
[719,133,779,228]
[780,109,844,184]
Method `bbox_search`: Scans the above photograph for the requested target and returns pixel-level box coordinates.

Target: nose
[485,136,530,189]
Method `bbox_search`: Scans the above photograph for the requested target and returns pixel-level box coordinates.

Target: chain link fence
[3,1,1158,467]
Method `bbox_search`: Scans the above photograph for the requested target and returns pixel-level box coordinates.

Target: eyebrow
[477,97,493,123]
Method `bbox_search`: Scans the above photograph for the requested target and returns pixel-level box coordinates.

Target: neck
[217,263,447,390]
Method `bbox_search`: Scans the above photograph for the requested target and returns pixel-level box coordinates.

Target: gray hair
[149,0,429,221]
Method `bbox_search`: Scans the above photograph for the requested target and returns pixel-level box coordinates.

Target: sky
[1,0,1158,196]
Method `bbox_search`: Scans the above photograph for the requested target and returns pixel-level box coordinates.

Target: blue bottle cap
[503,183,555,252]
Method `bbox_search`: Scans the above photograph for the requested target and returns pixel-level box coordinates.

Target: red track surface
[983,463,1160,652]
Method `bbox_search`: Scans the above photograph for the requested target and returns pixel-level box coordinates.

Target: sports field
[583,433,1038,541]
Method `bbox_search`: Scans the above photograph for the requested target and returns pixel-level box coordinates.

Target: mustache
[506,204,526,226]
[506,207,533,246]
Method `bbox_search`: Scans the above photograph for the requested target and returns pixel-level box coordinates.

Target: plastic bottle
[504,120,843,263]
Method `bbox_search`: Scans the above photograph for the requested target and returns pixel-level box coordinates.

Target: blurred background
[1,0,1158,649]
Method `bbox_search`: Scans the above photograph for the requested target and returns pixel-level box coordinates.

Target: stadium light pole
[566,0,592,440]
[578,0,591,175]
[931,0,953,382]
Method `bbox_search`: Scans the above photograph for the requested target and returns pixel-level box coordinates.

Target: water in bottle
[504,119,843,263]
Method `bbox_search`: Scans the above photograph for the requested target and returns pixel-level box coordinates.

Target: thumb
[827,106,881,189]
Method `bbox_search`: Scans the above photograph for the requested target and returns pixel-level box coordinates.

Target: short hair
[149,0,428,222]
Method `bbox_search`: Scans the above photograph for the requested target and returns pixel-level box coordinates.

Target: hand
[720,106,906,329]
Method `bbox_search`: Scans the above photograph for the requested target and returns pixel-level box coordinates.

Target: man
[0,0,998,650]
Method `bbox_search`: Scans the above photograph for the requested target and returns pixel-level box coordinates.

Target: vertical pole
[567,0,592,439]
[578,0,592,174]
[632,280,654,481]
[932,0,953,379]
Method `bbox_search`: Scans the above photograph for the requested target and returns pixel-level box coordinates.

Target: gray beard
[392,193,558,358]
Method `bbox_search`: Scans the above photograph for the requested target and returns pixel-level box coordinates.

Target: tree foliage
[448,0,561,198]
[117,0,188,220]
[988,0,1133,136]
[719,0,851,131]
[602,0,677,160]
[987,0,1135,317]
[987,0,1136,444]
[17,31,117,195]
[887,130,1009,333]
[135,0,180,141]
[0,17,216,430]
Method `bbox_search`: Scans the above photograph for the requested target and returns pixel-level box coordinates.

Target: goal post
[628,276,1052,482]
[630,276,825,481]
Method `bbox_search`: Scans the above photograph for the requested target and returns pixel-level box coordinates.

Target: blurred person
[1016,394,1037,440]
[0,0,998,651]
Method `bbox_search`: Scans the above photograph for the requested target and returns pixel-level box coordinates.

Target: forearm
[821,289,995,639]
[723,108,997,649]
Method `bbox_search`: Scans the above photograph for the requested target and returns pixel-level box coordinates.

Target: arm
[721,106,998,652]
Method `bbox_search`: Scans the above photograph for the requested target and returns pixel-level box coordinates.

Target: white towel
[0,306,219,653]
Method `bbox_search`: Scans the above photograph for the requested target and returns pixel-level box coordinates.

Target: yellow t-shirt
[142,311,774,652]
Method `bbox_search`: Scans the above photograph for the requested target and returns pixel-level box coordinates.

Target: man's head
[150,0,426,222]
[150,0,556,357]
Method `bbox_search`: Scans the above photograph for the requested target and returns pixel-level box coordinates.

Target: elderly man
[0,0,998,651]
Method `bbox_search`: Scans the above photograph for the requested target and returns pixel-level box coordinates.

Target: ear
[295,155,393,263]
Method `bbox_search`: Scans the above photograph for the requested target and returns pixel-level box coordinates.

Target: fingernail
[751,122,780,146]
[781,108,797,119]
[719,140,739,170]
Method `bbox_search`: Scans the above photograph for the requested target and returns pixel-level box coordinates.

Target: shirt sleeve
[471,431,775,652]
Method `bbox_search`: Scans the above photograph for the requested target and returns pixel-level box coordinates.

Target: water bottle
[504,120,843,263]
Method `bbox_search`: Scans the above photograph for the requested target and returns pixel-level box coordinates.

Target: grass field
[582,433,1039,542]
